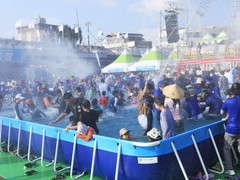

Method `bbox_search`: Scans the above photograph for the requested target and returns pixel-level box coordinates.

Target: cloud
[138,28,159,46]
[128,0,190,15]
[46,17,61,25]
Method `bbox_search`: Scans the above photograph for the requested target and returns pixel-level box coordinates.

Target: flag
[95,53,101,68]
[74,26,79,33]
[75,39,80,45]
[15,19,21,28]
[58,25,63,32]
[28,20,34,28]
[98,28,102,37]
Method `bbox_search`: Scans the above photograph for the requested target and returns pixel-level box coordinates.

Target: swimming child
[109,90,119,112]
[91,98,103,118]
[65,121,95,142]
[130,88,138,105]
[147,128,162,142]
[99,91,108,110]
[119,128,133,141]
[13,94,25,120]
[65,115,78,128]
[117,92,129,106]
[23,99,47,120]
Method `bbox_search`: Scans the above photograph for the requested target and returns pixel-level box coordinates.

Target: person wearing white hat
[119,128,133,141]
[13,93,25,120]
[193,78,204,95]
[163,84,186,134]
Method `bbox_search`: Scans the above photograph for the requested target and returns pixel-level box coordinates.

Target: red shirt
[99,96,108,107]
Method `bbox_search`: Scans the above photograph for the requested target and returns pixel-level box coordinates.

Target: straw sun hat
[163,84,184,99]
[195,78,203,84]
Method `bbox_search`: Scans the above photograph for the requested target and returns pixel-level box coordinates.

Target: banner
[58,25,63,32]
[74,27,79,33]
[15,19,21,28]
[95,53,101,68]
[28,20,35,28]
[75,39,80,45]
[0,49,26,63]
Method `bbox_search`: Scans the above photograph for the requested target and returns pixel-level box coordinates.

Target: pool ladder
[171,124,238,180]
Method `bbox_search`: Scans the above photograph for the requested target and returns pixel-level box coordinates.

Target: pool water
[0,98,222,142]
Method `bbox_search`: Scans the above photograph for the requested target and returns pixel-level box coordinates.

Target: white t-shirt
[99,83,109,97]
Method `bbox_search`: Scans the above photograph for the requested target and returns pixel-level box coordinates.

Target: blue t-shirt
[185,96,202,117]
[206,94,223,114]
[222,96,240,134]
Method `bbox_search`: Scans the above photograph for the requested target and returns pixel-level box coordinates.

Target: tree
[56,25,82,45]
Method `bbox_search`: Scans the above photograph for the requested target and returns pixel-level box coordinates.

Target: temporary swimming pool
[0,113,226,180]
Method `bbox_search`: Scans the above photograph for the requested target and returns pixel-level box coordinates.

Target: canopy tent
[213,30,228,43]
[168,50,178,60]
[197,33,214,45]
[128,46,167,71]
[101,49,138,73]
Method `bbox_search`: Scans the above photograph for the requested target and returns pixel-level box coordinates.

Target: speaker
[165,13,179,43]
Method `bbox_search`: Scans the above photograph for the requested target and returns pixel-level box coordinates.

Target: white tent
[128,46,167,71]
[197,33,214,45]
[101,49,138,73]
[213,30,228,43]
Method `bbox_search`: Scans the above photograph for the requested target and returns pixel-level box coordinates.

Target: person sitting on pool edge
[147,128,162,142]
[65,120,95,142]
[119,128,133,141]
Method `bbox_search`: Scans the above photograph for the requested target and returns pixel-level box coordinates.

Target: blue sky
[0,0,238,45]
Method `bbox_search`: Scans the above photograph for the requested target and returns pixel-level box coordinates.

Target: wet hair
[101,79,105,83]
[119,92,124,98]
[82,99,91,109]
[160,82,169,89]
[69,115,78,125]
[225,89,235,96]
[220,71,225,75]
[55,89,62,95]
[91,98,98,106]
[75,86,82,92]
[154,97,164,106]
[210,69,215,73]
[112,90,118,96]
[146,83,154,91]
[143,95,154,109]
[63,92,73,100]
[231,83,240,95]
[102,91,106,96]
[173,99,180,109]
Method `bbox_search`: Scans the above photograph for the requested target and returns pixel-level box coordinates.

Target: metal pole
[160,11,162,48]
[76,9,80,43]
[62,24,64,43]
[88,23,90,50]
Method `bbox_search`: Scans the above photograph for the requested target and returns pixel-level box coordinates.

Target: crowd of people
[1,66,240,175]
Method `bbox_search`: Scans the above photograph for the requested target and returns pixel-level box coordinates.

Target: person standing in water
[163,84,186,134]
[49,92,83,125]
[154,96,176,139]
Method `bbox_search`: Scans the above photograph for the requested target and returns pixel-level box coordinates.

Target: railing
[179,43,240,61]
